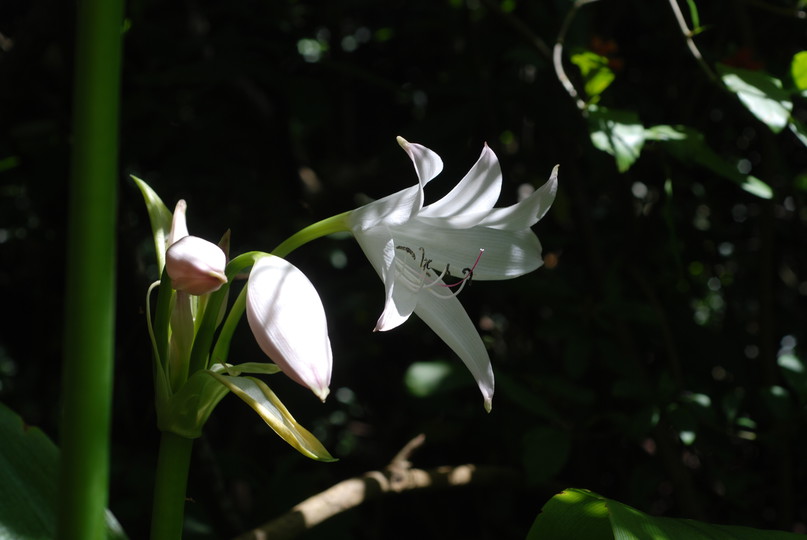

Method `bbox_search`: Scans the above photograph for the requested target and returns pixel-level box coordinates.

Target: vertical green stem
[150,433,195,540]
[59,0,122,538]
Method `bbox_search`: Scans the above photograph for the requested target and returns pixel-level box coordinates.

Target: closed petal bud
[246,256,332,401]
[166,235,228,295]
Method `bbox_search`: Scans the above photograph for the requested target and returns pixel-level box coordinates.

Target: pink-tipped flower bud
[246,256,332,401]
[166,235,228,295]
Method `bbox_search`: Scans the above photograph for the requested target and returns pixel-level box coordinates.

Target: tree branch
[233,435,519,540]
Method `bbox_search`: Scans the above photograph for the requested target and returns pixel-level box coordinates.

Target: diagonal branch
[232,435,519,540]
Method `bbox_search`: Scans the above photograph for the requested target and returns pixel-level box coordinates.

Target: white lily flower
[347,136,558,411]
[246,255,333,402]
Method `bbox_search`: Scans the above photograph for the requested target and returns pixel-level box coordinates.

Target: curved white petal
[413,294,494,411]
[390,221,543,280]
[479,165,559,230]
[168,200,189,246]
[349,184,422,231]
[420,144,502,220]
[397,136,443,188]
[246,256,332,401]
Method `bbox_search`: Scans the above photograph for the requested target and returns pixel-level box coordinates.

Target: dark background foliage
[1,0,806,538]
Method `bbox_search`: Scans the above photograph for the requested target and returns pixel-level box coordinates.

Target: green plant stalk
[150,432,195,540]
[271,211,351,257]
[148,215,352,537]
[58,0,123,537]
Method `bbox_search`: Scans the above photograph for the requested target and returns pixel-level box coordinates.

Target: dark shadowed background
[1,0,806,538]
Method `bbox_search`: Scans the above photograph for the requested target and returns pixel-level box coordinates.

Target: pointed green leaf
[588,107,645,172]
[645,124,773,199]
[207,373,337,462]
[131,175,173,273]
[718,64,792,133]
[0,403,127,539]
[212,362,283,376]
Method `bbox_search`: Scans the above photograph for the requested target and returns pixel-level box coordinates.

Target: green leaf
[131,175,174,274]
[588,106,645,172]
[645,124,773,199]
[522,425,571,485]
[527,488,612,540]
[206,373,337,462]
[528,488,803,540]
[404,360,466,397]
[0,402,127,539]
[790,50,807,92]
[570,51,616,99]
[788,118,807,148]
[717,64,793,133]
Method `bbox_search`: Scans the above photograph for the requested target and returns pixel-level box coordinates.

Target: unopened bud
[166,235,228,295]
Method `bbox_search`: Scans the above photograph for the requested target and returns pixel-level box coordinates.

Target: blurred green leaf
[522,425,571,485]
[778,353,807,402]
[528,488,802,539]
[0,402,127,539]
[404,359,467,397]
[588,106,645,172]
[788,118,807,148]
[790,50,807,92]
[717,64,792,133]
[645,124,773,198]
[570,51,615,99]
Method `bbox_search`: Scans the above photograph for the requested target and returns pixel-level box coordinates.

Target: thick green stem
[150,432,195,540]
[58,0,122,538]
[272,211,352,257]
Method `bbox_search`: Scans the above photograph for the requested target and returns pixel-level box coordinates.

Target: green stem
[150,432,195,540]
[271,211,352,257]
[59,0,122,537]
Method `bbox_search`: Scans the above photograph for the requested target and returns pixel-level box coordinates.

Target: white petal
[413,294,494,411]
[397,136,443,188]
[479,165,559,230]
[349,185,422,231]
[420,144,502,221]
[168,200,189,246]
[246,256,332,401]
[352,231,420,332]
[391,221,543,280]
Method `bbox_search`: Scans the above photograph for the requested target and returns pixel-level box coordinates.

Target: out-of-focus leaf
[778,353,807,402]
[588,106,645,172]
[790,50,807,93]
[645,124,773,199]
[528,488,803,539]
[0,402,127,540]
[404,359,466,397]
[760,385,792,421]
[788,118,807,148]
[522,425,571,485]
[717,64,792,133]
[570,51,615,99]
